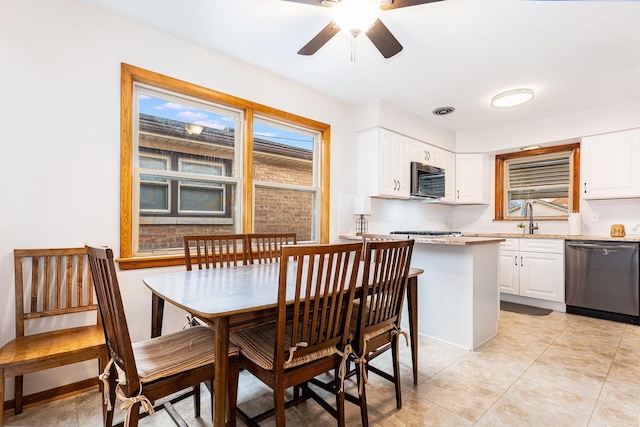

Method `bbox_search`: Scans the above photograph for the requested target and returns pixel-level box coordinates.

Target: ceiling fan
[282,0,445,59]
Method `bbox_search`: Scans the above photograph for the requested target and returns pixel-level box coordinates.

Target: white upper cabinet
[410,140,443,168]
[439,149,456,203]
[455,153,489,204]
[357,128,410,199]
[582,128,640,199]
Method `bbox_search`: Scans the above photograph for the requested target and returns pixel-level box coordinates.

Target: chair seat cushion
[230,322,337,371]
[133,326,238,383]
[349,300,395,343]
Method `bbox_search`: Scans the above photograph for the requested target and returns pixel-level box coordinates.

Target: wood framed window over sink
[495,143,580,221]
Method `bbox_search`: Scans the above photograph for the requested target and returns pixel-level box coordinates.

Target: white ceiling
[82,0,640,133]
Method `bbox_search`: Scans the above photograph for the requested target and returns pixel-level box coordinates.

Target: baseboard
[500,293,566,313]
[2,377,99,414]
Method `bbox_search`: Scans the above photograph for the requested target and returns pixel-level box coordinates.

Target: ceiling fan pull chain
[350,35,357,62]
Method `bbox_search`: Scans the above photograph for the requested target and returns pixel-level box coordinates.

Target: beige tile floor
[5,309,640,426]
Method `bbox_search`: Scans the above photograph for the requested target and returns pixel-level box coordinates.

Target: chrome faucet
[525,202,538,234]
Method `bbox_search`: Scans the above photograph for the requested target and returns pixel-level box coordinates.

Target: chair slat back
[248,233,297,264]
[14,248,98,337]
[86,245,140,396]
[274,243,362,369]
[183,234,251,270]
[356,239,414,349]
[361,234,409,262]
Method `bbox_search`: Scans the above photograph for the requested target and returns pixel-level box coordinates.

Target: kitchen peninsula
[341,234,504,350]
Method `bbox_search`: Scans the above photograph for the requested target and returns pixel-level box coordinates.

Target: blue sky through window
[139,94,314,150]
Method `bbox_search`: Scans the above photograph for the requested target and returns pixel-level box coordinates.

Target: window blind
[507,155,570,200]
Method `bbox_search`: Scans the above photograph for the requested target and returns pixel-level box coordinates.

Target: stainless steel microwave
[410,162,445,199]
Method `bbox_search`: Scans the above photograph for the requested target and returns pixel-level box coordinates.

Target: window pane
[179,180,225,213]
[139,180,236,253]
[252,121,314,186]
[135,88,240,254]
[254,186,314,241]
[505,153,571,219]
[140,178,169,212]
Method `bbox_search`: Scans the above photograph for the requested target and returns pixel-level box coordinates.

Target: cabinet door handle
[584,182,587,194]
[514,256,517,266]
[397,181,401,191]
[393,179,397,191]
[520,256,523,267]
[457,190,460,199]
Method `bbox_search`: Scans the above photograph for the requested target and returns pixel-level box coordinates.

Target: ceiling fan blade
[381,0,445,11]
[366,18,403,58]
[298,22,340,55]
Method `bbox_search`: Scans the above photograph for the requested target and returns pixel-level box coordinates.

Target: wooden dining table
[143,261,423,427]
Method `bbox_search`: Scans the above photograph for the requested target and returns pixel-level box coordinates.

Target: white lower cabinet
[499,238,564,302]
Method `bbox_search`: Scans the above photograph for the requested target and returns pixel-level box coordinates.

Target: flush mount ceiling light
[491,88,535,109]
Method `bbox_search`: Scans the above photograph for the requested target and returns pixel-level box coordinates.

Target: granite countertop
[338,235,505,246]
[464,232,640,242]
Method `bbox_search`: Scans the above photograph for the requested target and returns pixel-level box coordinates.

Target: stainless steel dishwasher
[565,240,640,324]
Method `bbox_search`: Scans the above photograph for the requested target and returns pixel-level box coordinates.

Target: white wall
[0,0,357,398]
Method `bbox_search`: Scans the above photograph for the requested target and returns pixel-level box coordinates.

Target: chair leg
[274,385,286,426]
[391,336,402,409]
[356,362,369,427]
[228,359,240,427]
[193,383,201,417]
[0,369,5,427]
[335,388,346,427]
[102,364,117,427]
[14,375,23,414]
[127,401,141,427]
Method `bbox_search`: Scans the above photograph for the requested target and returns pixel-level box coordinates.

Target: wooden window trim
[118,63,330,269]
[494,143,580,221]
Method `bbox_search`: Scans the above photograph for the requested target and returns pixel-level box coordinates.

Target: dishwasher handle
[566,242,638,251]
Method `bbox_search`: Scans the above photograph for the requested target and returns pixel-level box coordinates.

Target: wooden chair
[184,234,251,270]
[0,248,107,426]
[85,244,239,427]
[230,242,362,426]
[247,233,297,264]
[347,239,415,427]
[151,234,252,338]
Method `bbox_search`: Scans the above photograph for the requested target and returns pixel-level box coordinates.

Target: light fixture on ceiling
[520,145,541,151]
[184,123,204,135]
[491,88,535,109]
[331,0,380,61]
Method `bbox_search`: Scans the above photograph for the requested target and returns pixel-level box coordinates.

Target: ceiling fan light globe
[333,0,380,36]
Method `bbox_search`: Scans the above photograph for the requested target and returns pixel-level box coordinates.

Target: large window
[120,64,330,269]
[495,143,580,220]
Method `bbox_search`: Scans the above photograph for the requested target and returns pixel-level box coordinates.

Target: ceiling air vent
[432,106,455,116]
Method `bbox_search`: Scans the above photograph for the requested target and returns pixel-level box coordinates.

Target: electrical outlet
[591,212,599,222]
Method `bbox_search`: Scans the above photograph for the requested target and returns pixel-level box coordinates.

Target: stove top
[390,230,464,237]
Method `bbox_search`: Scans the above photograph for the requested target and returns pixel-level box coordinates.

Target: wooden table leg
[406,276,418,385]
[151,293,164,338]
[214,317,230,427]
